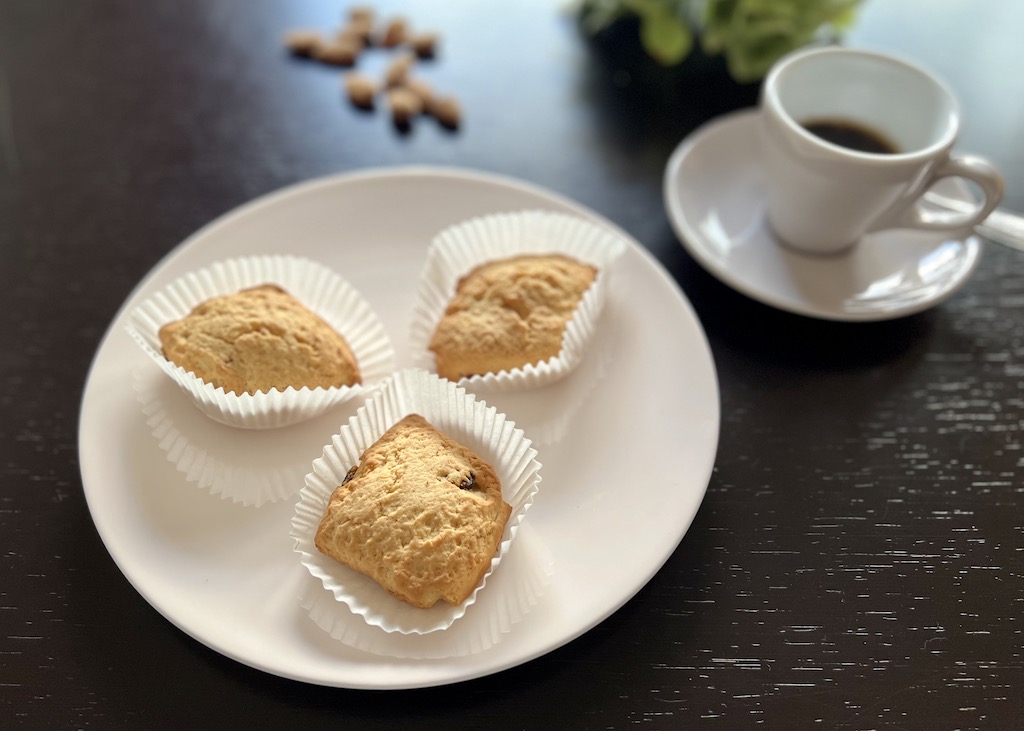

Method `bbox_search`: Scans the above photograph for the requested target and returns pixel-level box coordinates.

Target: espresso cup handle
[881,154,1005,233]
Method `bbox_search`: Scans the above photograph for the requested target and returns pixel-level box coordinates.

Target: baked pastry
[158,284,360,395]
[314,414,511,608]
[428,253,597,380]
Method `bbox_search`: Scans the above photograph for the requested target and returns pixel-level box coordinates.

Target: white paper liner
[409,210,628,391]
[290,368,542,635]
[298,521,554,658]
[125,255,395,429]
[133,367,354,507]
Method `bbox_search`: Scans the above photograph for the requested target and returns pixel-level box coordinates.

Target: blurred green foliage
[578,0,861,82]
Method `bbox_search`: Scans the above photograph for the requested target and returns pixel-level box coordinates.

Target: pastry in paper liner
[409,209,627,391]
[125,255,394,429]
[298,521,554,658]
[290,368,542,635]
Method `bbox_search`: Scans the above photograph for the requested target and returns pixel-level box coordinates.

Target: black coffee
[801,118,899,154]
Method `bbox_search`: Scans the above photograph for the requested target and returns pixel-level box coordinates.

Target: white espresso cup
[760,46,1004,255]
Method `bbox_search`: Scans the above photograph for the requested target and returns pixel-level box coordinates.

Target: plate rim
[77,164,721,689]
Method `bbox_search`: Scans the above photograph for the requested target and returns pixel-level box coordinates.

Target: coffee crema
[801,118,899,154]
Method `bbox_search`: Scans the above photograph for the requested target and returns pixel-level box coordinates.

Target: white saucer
[663,109,983,321]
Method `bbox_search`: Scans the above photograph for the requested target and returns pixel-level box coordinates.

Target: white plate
[663,109,982,321]
[78,166,720,689]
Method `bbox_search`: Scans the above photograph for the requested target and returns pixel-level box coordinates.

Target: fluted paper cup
[290,368,542,635]
[125,255,395,429]
[132,366,348,507]
[298,521,554,658]
[409,210,627,391]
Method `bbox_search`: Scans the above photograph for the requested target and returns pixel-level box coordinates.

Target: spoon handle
[924,191,1024,252]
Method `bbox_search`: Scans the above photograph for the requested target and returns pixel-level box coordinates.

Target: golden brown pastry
[428,254,597,380]
[314,414,510,608]
[158,284,360,395]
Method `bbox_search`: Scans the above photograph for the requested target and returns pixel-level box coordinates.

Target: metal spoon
[924,191,1024,252]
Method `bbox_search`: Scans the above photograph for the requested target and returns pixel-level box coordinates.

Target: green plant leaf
[702,0,862,81]
[579,0,862,81]
[639,6,693,65]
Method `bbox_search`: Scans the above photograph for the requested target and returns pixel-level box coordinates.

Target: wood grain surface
[1,1,1021,728]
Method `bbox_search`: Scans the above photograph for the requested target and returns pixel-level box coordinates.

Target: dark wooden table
[3,1,1022,728]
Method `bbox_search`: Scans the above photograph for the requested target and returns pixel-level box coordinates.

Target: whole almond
[380,17,409,48]
[409,32,439,59]
[345,74,377,109]
[388,87,424,125]
[431,96,461,129]
[284,30,324,57]
[384,52,415,88]
[314,39,360,66]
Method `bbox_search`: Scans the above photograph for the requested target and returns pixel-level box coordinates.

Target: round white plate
[78,166,720,689]
[663,109,983,321]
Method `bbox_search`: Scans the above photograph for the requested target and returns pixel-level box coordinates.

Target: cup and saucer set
[662,46,1004,322]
